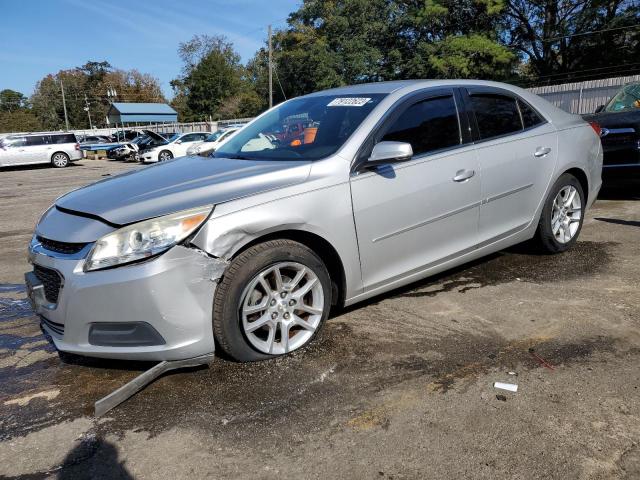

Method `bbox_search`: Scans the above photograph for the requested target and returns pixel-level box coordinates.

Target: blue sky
[0,0,300,98]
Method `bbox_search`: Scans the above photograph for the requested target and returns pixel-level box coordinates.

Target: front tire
[213,240,332,362]
[534,173,585,253]
[158,150,173,162]
[51,152,70,168]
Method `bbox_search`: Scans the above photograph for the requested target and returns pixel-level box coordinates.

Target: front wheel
[213,240,332,362]
[158,150,173,162]
[534,173,585,253]
[51,152,70,168]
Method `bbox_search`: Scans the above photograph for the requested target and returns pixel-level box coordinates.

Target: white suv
[138,132,209,163]
[0,133,82,168]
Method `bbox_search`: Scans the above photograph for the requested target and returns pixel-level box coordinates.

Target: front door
[350,90,481,293]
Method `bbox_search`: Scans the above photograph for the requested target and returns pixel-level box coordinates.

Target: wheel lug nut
[271,312,278,319]
[280,292,286,298]
[288,299,296,306]
[283,312,290,319]
[270,299,276,306]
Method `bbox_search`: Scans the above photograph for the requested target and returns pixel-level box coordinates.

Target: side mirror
[175,139,183,144]
[595,105,605,113]
[366,141,413,168]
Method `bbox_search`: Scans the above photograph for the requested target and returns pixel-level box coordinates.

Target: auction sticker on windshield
[327,97,372,107]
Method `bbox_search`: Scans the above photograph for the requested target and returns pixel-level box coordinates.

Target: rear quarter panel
[555,123,603,207]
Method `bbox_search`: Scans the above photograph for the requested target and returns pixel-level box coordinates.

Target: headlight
[84,205,212,271]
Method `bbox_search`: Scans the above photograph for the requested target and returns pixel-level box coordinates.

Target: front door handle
[534,147,551,157]
[453,169,475,182]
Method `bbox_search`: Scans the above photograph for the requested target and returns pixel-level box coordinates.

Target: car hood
[56,156,312,225]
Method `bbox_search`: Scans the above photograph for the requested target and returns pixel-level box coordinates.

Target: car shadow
[0,162,84,172]
[594,217,640,228]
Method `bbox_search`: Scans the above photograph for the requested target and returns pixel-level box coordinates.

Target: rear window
[470,94,522,139]
[51,134,77,144]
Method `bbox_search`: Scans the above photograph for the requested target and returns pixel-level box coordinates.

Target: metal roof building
[107,103,178,125]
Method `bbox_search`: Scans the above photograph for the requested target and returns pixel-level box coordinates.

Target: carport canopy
[107,102,178,125]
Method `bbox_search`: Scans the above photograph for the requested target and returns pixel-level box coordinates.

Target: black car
[583,82,640,181]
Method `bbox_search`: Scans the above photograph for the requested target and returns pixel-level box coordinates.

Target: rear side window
[470,94,522,139]
[382,95,461,156]
[518,99,544,129]
[26,135,49,146]
[51,134,77,144]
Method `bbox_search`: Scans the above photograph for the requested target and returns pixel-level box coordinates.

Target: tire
[534,173,585,253]
[158,150,173,162]
[213,239,332,362]
[51,152,70,168]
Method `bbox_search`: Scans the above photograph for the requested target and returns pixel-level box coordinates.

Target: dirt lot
[0,160,639,479]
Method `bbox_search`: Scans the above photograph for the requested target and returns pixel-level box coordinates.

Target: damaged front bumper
[27,240,227,361]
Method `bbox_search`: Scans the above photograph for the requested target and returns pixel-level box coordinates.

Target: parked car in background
[107,131,158,161]
[583,82,640,181]
[138,131,209,162]
[186,127,241,156]
[78,135,112,144]
[26,80,601,363]
[0,133,81,168]
[110,130,144,143]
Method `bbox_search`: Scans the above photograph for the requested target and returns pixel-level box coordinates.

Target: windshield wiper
[223,154,254,160]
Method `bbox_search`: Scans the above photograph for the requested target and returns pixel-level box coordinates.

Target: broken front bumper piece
[27,243,228,361]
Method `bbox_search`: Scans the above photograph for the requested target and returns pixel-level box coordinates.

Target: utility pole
[84,94,93,130]
[60,80,70,131]
[268,24,273,108]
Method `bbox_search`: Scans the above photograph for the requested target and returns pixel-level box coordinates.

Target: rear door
[463,88,558,244]
[350,88,481,291]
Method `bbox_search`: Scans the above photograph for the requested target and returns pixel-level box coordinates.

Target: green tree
[502,0,640,83]
[29,61,165,130]
[171,35,262,120]
[0,89,29,112]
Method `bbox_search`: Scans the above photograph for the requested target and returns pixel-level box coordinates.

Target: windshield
[604,83,640,113]
[215,94,386,161]
[205,130,226,142]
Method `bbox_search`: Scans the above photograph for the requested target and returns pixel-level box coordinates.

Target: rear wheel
[534,173,585,253]
[213,240,332,362]
[158,150,173,162]
[51,152,70,168]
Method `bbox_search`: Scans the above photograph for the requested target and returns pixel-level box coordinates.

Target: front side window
[215,94,386,161]
[381,95,461,156]
[471,94,522,139]
[604,83,640,113]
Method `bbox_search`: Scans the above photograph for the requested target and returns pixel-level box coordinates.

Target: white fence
[528,75,640,115]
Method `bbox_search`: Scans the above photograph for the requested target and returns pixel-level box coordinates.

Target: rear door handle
[453,169,475,182]
[534,147,551,157]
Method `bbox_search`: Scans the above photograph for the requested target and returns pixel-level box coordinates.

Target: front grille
[41,317,64,336]
[37,236,87,255]
[33,265,62,304]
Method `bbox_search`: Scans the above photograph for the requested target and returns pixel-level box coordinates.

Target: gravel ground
[0,160,638,479]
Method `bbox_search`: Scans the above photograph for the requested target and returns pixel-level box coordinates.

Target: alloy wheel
[240,262,324,355]
[52,153,68,167]
[551,185,582,244]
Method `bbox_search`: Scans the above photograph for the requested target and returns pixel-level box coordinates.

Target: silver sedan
[26,80,602,362]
